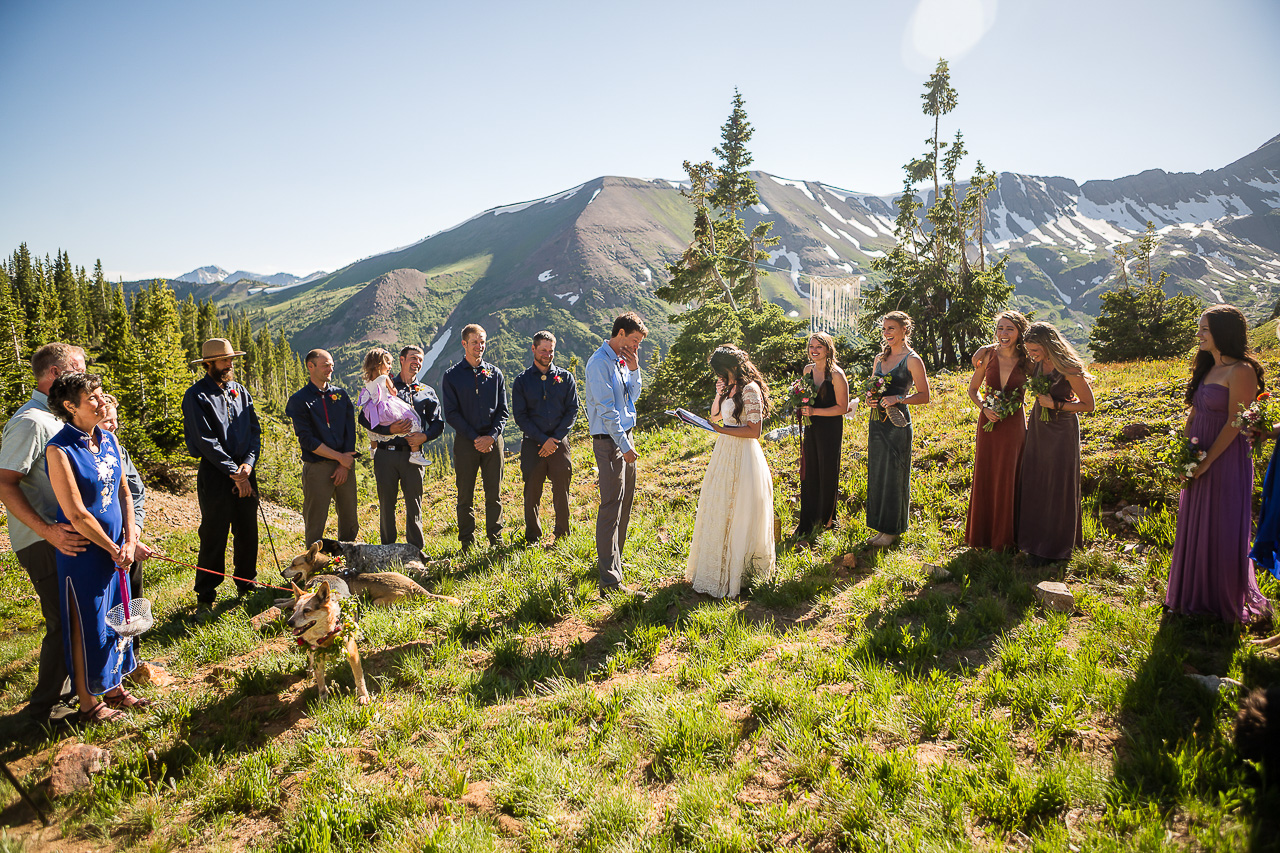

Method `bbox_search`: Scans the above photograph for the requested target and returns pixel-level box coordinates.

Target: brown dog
[284,542,460,606]
[287,580,369,705]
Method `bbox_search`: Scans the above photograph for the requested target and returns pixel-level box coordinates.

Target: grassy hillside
[3,355,1280,851]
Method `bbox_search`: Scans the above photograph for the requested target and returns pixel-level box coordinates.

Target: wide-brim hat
[191,337,247,365]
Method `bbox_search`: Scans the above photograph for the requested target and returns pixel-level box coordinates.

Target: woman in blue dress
[46,373,145,723]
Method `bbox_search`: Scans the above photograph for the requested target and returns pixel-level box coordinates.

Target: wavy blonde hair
[361,348,393,382]
[1023,322,1091,379]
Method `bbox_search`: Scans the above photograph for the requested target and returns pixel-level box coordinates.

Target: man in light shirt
[0,343,89,726]
[584,312,647,596]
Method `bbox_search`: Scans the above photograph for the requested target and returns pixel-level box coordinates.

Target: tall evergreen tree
[645,91,802,413]
[866,60,1011,368]
[0,267,29,417]
[131,280,191,454]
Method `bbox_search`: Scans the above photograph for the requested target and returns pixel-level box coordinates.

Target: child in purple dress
[358,349,428,467]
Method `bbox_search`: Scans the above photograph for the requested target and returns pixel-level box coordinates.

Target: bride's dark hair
[709,344,772,421]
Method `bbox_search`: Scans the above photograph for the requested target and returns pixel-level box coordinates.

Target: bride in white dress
[686,345,776,598]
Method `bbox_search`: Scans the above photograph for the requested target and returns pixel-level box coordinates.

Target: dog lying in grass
[283,541,460,606]
[287,579,369,705]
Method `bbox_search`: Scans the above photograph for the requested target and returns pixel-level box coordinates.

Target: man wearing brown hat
[182,338,262,607]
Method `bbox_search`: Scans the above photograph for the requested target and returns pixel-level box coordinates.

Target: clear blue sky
[2,0,1276,281]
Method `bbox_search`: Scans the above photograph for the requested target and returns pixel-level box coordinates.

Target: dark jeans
[17,541,72,717]
[593,436,635,588]
[195,461,260,602]
[521,437,572,542]
[373,446,425,547]
[454,436,504,546]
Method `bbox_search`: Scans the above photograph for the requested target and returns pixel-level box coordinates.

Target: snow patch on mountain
[823,244,839,260]
[837,229,861,249]
[769,176,815,201]
[750,203,770,214]
[767,246,806,296]
[538,270,557,282]
[418,327,453,379]
[819,220,840,240]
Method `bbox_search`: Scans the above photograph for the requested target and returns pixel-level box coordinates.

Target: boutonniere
[554,375,564,384]
[617,357,626,368]
[411,383,425,393]
[329,393,340,402]
[228,388,238,399]
[477,366,492,380]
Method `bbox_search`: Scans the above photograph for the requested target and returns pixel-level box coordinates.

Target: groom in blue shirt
[585,312,647,595]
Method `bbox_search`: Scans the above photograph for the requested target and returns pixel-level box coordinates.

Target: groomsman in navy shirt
[512,331,579,544]
[441,324,509,550]
[285,349,359,546]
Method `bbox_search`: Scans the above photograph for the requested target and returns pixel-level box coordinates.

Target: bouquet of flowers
[864,374,889,421]
[788,374,820,426]
[1161,429,1208,487]
[1023,375,1055,421]
[1232,392,1278,450]
[979,386,1019,432]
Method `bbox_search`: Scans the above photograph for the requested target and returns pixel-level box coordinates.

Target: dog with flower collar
[287,578,369,705]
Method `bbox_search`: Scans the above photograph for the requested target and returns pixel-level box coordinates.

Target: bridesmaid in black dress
[793,332,850,540]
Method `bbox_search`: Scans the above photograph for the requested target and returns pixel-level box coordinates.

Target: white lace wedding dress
[686,382,776,598]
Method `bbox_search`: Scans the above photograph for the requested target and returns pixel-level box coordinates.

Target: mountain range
[161,133,1280,388]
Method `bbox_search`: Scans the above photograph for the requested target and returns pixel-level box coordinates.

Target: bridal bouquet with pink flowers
[1161,429,1208,487]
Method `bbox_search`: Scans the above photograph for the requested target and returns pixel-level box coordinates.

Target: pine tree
[0,267,29,417]
[132,280,191,455]
[99,284,152,456]
[1089,221,1199,361]
[866,60,1011,368]
[644,90,796,412]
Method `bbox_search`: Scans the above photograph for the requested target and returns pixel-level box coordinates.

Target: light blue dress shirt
[585,340,640,454]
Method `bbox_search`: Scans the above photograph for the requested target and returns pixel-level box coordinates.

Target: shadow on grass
[1111,611,1280,851]
[843,546,1048,675]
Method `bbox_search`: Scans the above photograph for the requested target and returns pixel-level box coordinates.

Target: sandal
[103,689,152,711]
[81,701,124,724]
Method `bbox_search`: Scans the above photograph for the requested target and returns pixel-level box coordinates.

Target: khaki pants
[301,459,359,546]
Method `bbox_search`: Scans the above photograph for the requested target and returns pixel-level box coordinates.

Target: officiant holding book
[685,345,776,599]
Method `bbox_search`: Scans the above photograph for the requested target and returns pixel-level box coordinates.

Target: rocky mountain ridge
[158,134,1279,386]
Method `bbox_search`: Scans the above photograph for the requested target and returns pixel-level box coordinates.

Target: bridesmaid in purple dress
[1165,304,1271,623]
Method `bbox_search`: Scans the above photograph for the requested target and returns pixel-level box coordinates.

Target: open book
[664,408,716,432]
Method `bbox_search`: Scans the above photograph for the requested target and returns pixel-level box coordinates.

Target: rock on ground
[49,742,109,797]
[1033,581,1075,613]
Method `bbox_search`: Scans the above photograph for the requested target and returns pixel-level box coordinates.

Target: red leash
[147,553,297,593]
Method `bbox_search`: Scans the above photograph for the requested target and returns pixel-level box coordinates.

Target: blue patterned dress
[47,423,135,694]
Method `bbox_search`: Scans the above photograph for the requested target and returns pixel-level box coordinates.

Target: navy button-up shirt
[441,359,508,441]
[286,382,357,463]
[512,364,579,444]
[358,373,445,449]
[182,374,262,476]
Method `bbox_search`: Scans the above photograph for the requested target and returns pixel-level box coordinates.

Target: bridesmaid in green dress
[865,312,930,548]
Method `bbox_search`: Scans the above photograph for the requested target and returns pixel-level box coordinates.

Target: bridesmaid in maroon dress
[964,312,1030,551]
[1165,304,1271,623]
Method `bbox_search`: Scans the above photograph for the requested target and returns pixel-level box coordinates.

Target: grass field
[2,355,1280,852]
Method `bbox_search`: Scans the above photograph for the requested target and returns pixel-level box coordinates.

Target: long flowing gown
[687,383,775,598]
[965,355,1027,550]
[793,373,843,535]
[1166,383,1271,623]
[1251,438,1280,579]
[866,352,915,535]
[1015,365,1082,560]
[48,423,135,695]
